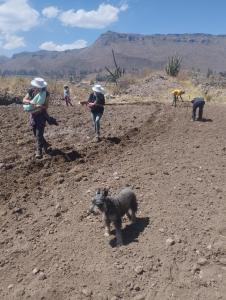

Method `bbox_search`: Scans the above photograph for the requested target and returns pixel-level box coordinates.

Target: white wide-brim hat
[92,84,105,94]
[31,77,47,88]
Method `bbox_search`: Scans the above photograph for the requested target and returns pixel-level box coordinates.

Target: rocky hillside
[1,31,226,76]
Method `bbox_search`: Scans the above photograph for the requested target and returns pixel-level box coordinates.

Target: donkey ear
[103,188,109,196]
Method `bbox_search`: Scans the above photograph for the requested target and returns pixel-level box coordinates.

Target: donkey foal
[90,188,138,246]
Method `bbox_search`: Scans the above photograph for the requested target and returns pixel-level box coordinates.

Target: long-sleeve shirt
[191,97,205,107]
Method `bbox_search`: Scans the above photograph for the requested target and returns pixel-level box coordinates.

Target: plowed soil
[1,100,226,300]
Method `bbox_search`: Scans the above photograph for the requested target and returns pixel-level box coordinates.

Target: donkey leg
[103,215,111,237]
[131,210,136,223]
[114,218,123,246]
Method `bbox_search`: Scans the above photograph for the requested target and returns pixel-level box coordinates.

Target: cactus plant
[165,55,182,77]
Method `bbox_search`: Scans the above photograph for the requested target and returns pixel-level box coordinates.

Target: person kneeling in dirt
[84,84,105,141]
[191,97,205,121]
[172,89,185,107]
[23,77,58,159]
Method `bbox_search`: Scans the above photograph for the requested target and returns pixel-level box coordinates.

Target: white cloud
[59,3,128,29]
[42,6,60,18]
[120,3,128,11]
[3,34,25,49]
[0,0,39,49]
[39,40,87,51]
[0,0,39,34]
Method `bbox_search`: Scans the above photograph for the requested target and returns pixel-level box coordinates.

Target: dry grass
[1,72,226,105]
[0,76,89,104]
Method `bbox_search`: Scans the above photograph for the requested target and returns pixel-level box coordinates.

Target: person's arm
[87,93,96,108]
[87,102,95,108]
[23,93,31,104]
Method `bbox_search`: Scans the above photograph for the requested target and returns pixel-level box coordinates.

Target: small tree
[206,68,213,78]
[165,55,182,77]
[105,49,125,85]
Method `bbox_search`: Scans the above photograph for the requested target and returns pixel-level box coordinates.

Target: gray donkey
[90,187,138,246]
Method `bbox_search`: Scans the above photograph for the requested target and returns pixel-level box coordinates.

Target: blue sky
[0,0,226,57]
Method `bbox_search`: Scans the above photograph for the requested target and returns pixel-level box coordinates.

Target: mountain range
[1,31,226,77]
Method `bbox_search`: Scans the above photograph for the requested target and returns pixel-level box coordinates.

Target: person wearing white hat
[23,77,48,113]
[23,77,57,159]
[87,84,105,141]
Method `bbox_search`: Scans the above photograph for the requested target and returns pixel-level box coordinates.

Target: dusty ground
[1,94,226,300]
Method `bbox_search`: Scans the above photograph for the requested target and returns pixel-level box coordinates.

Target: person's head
[31,77,47,91]
[92,84,105,95]
[64,85,69,89]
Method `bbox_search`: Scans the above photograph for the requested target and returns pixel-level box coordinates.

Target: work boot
[43,141,52,154]
[95,134,100,142]
[35,150,43,159]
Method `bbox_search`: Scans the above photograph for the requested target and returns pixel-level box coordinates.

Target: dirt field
[1,99,226,300]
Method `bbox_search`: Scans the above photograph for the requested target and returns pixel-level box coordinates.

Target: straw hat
[31,77,47,88]
[92,84,105,94]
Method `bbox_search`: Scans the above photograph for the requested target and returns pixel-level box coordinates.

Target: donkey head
[91,188,109,212]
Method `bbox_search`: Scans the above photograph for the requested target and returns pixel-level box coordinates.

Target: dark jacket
[191,97,205,108]
[88,92,105,114]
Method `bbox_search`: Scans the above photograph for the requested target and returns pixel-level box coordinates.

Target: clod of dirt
[38,272,47,280]
[12,207,23,214]
[81,288,92,297]
[7,284,14,290]
[32,268,40,275]
[134,266,144,274]
[166,237,175,246]
[197,257,208,266]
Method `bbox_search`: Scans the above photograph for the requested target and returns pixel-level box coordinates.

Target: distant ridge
[1,31,226,77]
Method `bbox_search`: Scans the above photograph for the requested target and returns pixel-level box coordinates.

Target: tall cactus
[165,55,182,77]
